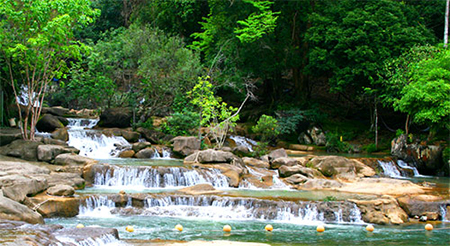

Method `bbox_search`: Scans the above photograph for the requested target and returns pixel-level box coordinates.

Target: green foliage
[276,108,324,135]
[163,110,200,137]
[364,143,378,154]
[250,142,269,158]
[396,129,405,138]
[67,24,201,112]
[188,76,239,148]
[325,132,351,153]
[306,0,434,93]
[136,118,154,130]
[234,0,279,43]
[323,196,337,202]
[252,115,279,142]
[443,147,450,167]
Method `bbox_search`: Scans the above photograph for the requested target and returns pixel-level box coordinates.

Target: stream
[45,118,450,245]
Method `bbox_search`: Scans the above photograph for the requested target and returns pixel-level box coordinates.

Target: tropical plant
[252,114,279,142]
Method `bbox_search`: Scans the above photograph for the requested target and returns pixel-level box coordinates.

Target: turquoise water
[46,215,450,245]
[97,158,183,167]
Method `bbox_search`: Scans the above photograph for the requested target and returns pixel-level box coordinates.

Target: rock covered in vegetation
[36,114,65,133]
[172,136,200,156]
[98,107,132,128]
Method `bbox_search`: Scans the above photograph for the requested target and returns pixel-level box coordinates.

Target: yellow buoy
[76,224,85,228]
[265,224,273,232]
[425,223,433,231]
[366,224,374,232]
[126,225,134,232]
[316,225,325,233]
[223,225,232,232]
[175,224,183,232]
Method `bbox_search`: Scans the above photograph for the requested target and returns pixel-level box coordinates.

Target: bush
[326,132,351,153]
[252,115,279,142]
[364,143,378,153]
[162,110,199,136]
[250,142,269,158]
[275,108,325,135]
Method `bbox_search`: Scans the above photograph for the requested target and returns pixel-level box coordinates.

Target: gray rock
[309,156,359,179]
[242,157,270,169]
[308,126,327,146]
[172,136,200,156]
[279,165,325,179]
[54,153,98,166]
[0,139,43,161]
[0,196,44,224]
[285,174,309,184]
[51,127,69,141]
[36,114,64,133]
[301,179,343,189]
[268,148,287,161]
[42,106,70,117]
[37,144,78,162]
[270,157,300,169]
[135,148,155,158]
[121,130,140,143]
[132,141,152,153]
[47,185,75,197]
[0,128,22,147]
[98,107,132,128]
[0,174,48,202]
[185,149,236,164]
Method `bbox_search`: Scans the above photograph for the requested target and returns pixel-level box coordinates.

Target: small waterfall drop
[378,160,402,178]
[397,160,421,176]
[78,196,115,218]
[94,166,230,188]
[151,147,172,159]
[441,205,449,222]
[66,118,131,159]
[55,234,124,246]
[230,135,257,152]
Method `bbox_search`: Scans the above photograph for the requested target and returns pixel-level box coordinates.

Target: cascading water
[151,147,172,159]
[378,160,403,178]
[78,196,115,217]
[66,118,131,159]
[441,205,449,222]
[94,166,230,188]
[55,234,124,246]
[230,135,257,152]
[397,159,421,176]
[142,195,363,224]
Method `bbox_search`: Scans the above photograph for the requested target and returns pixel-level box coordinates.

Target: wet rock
[309,156,375,180]
[185,149,236,164]
[338,178,426,196]
[242,157,270,169]
[132,141,152,153]
[42,137,68,146]
[397,195,449,219]
[98,107,132,128]
[350,197,408,225]
[54,227,120,245]
[36,114,64,133]
[268,148,287,161]
[309,126,327,146]
[0,196,44,224]
[301,179,343,189]
[0,174,48,202]
[232,145,250,156]
[278,165,325,179]
[0,128,22,146]
[119,149,135,158]
[135,147,155,158]
[42,106,70,117]
[172,136,201,156]
[178,184,221,195]
[83,163,107,186]
[207,164,244,187]
[136,127,165,144]
[47,185,75,197]
[27,194,79,218]
[270,157,300,169]
[51,127,69,141]
[54,153,98,166]
[285,174,309,184]
[121,130,140,143]
[0,139,43,161]
[37,144,78,162]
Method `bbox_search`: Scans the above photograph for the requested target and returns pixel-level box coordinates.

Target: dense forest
[0,0,449,153]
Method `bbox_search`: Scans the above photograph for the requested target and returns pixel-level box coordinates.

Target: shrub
[364,143,378,153]
[326,132,351,153]
[252,115,280,142]
[162,110,199,136]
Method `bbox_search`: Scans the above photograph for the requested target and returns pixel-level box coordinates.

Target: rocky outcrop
[185,149,237,164]
[0,196,44,224]
[42,106,70,117]
[178,184,221,195]
[270,157,300,169]
[46,185,75,197]
[0,128,22,146]
[54,153,98,166]
[309,156,375,180]
[0,139,43,161]
[242,157,270,169]
[0,174,48,202]
[391,134,445,175]
[397,195,450,220]
[103,128,140,143]
[119,149,135,158]
[350,197,408,225]
[268,148,288,161]
[37,144,79,162]
[135,148,155,158]
[98,107,132,128]
[27,194,79,218]
[278,165,325,179]
[172,136,201,157]
[36,114,65,133]
[337,178,426,196]
[51,127,69,141]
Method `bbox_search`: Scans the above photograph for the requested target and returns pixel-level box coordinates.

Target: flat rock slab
[166,241,271,246]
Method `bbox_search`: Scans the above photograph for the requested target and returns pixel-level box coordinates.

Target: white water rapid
[230,135,257,152]
[67,118,131,158]
[378,160,422,178]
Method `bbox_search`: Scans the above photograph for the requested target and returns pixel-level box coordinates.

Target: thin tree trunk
[405,114,410,135]
[445,0,449,47]
[374,102,378,149]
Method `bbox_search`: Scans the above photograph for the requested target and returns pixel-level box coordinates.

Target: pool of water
[45,215,450,245]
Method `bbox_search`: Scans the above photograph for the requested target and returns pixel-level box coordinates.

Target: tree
[0,0,98,140]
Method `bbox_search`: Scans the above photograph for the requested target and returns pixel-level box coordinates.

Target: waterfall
[230,135,257,152]
[378,160,402,178]
[441,205,449,222]
[151,147,172,159]
[142,195,364,224]
[94,166,230,188]
[397,160,421,176]
[78,196,116,217]
[55,234,124,246]
[67,118,99,129]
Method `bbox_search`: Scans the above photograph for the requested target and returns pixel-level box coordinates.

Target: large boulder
[98,107,132,128]
[172,136,200,157]
[37,144,79,162]
[270,157,300,169]
[397,195,449,220]
[132,141,152,153]
[36,114,64,133]
[285,174,309,185]
[135,148,155,158]
[309,156,375,180]
[51,127,69,141]
[0,139,43,161]
[0,196,44,224]
[27,194,79,218]
[0,174,48,202]
[121,130,140,143]
[350,198,408,225]
[0,128,22,146]
[119,149,135,158]
[242,157,270,169]
[136,127,166,144]
[309,126,327,146]
[54,153,98,166]
[268,148,288,161]
[185,149,236,164]
[42,106,70,117]
[278,165,325,179]
[46,185,75,197]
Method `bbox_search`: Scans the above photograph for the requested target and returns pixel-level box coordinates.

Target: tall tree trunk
[374,102,378,149]
[445,0,449,47]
